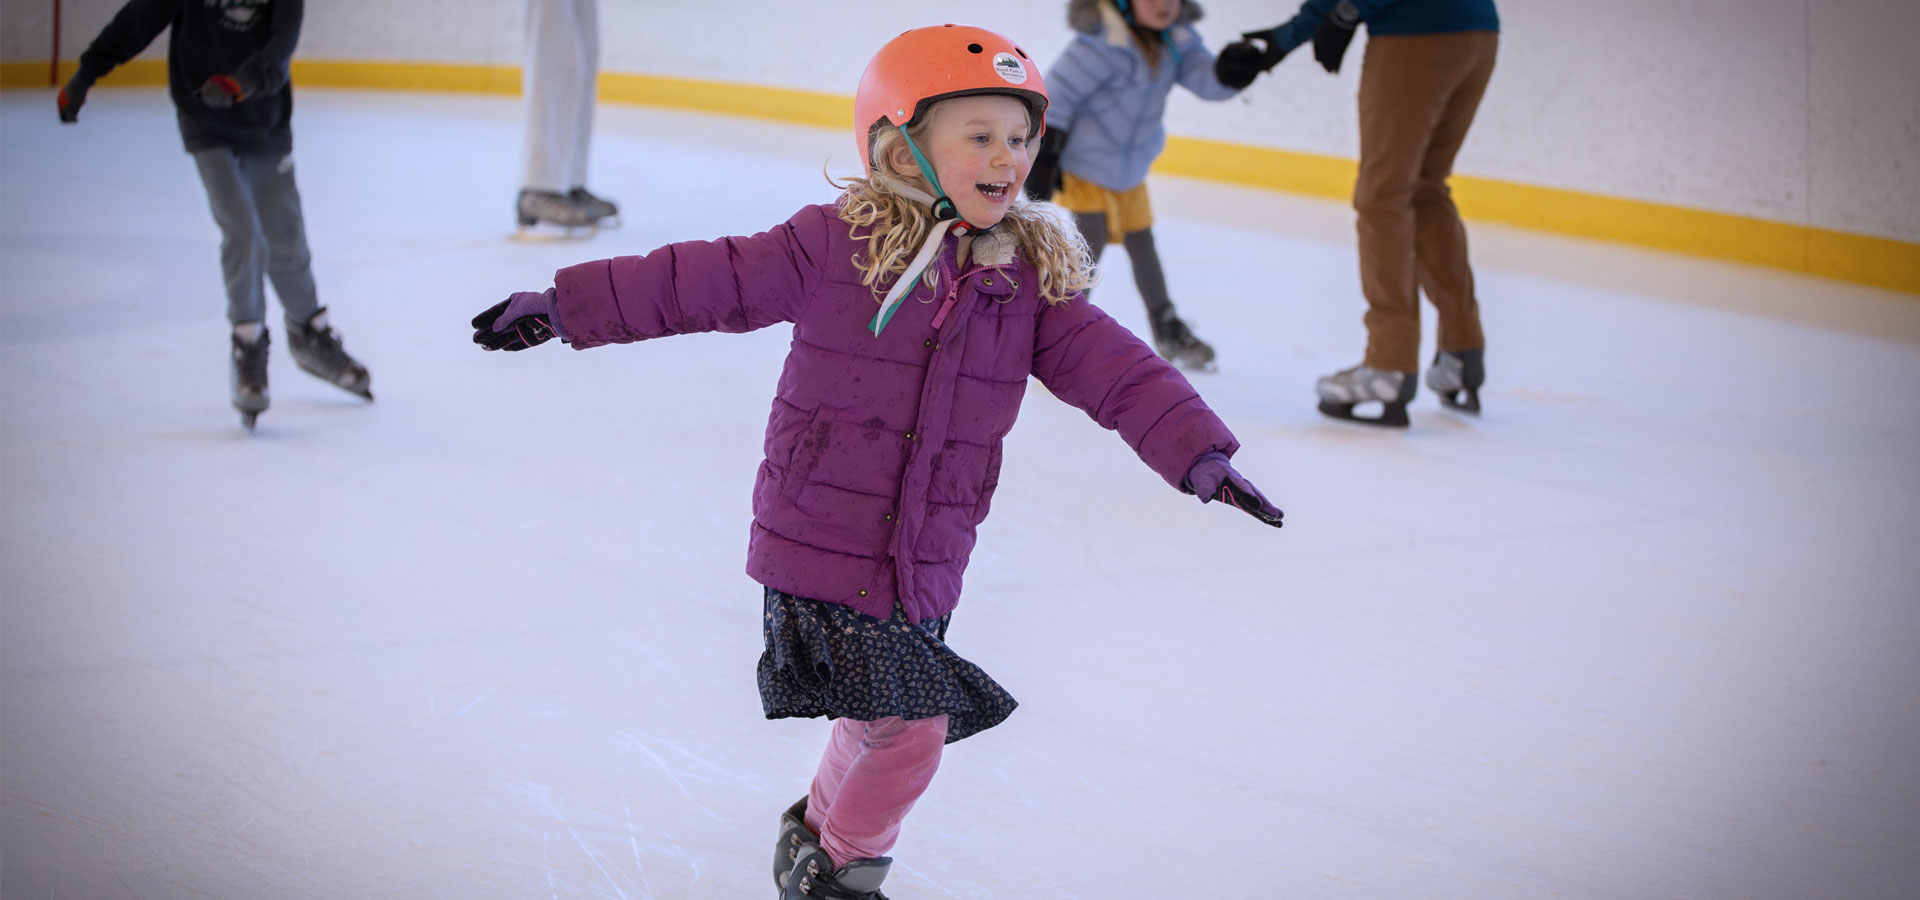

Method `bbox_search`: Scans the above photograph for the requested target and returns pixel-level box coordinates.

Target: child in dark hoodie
[1029,0,1245,371]
[59,0,371,431]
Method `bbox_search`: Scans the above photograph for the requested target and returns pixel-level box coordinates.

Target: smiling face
[889,94,1033,229]
[1130,0,1182,30]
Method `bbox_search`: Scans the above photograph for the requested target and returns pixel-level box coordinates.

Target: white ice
[3,88,1918,900]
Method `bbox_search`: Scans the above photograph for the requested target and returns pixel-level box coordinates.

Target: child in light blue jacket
[1030,0,1244,370]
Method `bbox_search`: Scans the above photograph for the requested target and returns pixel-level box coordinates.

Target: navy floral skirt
[757,587,1017,744]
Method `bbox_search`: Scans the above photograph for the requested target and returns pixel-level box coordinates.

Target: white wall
[8,0,1918,242]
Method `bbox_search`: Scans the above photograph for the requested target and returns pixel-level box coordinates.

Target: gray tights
[1071,212,1175,326]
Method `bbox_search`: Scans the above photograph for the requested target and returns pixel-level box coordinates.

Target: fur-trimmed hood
[1068,0,1204,36]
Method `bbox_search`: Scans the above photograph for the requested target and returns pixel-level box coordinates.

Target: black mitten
[1312,0,1361,74]
[1025,128,1070,202]
[1214,29,1290,89]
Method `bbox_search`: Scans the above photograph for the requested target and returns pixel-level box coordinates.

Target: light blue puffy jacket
[1045,0,1242,193]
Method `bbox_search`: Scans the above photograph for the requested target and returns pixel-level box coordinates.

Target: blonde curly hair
[829,107,1097,308]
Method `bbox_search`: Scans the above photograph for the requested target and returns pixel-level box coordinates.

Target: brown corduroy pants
[1353,30,1499,374]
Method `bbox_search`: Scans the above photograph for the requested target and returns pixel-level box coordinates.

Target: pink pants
[806,715,949,867]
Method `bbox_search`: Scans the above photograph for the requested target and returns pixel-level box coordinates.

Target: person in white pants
[517,0,618,230]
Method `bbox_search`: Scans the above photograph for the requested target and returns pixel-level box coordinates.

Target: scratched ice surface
[3,90,1918,900]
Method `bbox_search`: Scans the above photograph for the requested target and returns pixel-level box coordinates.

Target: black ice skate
[1151,310,1216,372]
[1426,348,1484,415]
[782,844,891,900]
[231,326,270,431]
[514,188,599,239]
[569,186,621,228]
[1316,363,1416,427]
[287,309,373,401]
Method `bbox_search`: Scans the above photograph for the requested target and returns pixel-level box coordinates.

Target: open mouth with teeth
[977,182,1012,202]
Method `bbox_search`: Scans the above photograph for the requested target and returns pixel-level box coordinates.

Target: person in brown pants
[1217,0,1500,426]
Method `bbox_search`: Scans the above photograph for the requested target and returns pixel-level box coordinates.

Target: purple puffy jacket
[553,201,1238,623]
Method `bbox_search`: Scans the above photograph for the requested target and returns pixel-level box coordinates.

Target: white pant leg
[567,0,598,188]
[520,0,598,193]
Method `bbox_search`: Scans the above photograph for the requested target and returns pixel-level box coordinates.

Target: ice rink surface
[3,88,1918,899]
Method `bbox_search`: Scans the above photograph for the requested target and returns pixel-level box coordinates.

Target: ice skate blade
[509,223,599,243]
[295,366,374,402]
[1317,399,1410,428]
[1438,387,1481,415]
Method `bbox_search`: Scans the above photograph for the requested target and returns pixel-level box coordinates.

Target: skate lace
[569,187,617,216]
[1326,365,1407,402]
[521,190,597,227]
[235,337,268,380]
[296,324,352,369]
[790,855,888,900]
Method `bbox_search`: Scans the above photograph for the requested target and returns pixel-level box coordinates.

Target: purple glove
[472,288,565,351]
[1185,451,1284,528]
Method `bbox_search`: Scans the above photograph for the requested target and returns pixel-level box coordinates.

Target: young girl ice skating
[1027,0,1248,371]
[471,24,1283,899]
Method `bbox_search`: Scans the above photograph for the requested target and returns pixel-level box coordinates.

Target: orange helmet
[853,24,1049,171]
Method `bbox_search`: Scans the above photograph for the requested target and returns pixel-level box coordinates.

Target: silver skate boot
[1316,364,1416,427]
[231,324,270,431]
[1150,309,1217,372]
[1426,348,1485,414]
[775,800,891,900]
[515,188,599,237]
[286,309,372,401]
[782,844,891,900]
[569,186,621,227]
[773,798,819,890]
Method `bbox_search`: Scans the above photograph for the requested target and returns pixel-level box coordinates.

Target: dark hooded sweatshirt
[75,0,302,155]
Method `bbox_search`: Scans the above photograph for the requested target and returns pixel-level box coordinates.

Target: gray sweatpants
[191,147,321,327]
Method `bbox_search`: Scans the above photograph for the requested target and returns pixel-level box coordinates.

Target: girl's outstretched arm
[546,203,835,350]
[1030,294,1238,491]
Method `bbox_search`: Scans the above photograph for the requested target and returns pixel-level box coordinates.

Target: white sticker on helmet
[992,52,1028,85]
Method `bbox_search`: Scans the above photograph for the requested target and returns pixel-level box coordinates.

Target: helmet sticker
[992,52,1029,85]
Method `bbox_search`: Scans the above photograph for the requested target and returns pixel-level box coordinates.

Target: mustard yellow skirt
[1056,173,1155,242]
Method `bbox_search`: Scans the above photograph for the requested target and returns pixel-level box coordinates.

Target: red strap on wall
[51,0,63,86]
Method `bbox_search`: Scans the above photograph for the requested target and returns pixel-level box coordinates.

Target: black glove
[1219,478,1285,528]
[1024,128,1069,202]
[1213,29,1289,90]
[472,290,561,351]
[57,75,92,123]
[1186,452,1285,529]
[1312,0,1361,74]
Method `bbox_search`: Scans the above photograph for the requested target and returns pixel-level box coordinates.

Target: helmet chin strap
[898,131,983,235]
[864,134,1006,337]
